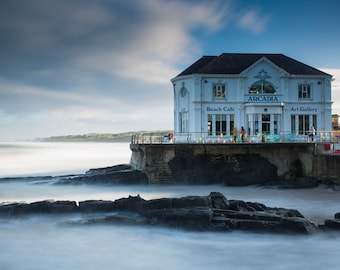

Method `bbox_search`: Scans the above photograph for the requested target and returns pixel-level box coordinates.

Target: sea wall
[129,143,337,185]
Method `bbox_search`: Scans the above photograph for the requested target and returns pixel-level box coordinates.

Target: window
[208,115,212,135]
[213,84,226,98]
[274,114,278,134]
[249,80,276,94]
[298,84,311,99]
[298,115,310,135]
[215,114,227,135]
[292,114,317,135]
[313,115,317,130]
[207,114,233,136]
[254,114,259,134]
[229,115,235,136]
[180,112,189,133]
[291,115,296,133]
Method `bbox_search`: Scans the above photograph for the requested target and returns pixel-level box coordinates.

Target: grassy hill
[40,130,173,142]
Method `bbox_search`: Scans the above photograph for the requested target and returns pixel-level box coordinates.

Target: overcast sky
[1,0,340,140]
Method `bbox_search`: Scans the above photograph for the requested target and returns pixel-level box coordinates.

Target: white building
[171,53,332,143]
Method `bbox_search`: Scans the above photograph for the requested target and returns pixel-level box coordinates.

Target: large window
[298,84,311,99]
[298,115,310,135]
[249,80,276,94]
[213,84,226,99]
[291,114,317,134]
[208,114,234,136]
[215,114,226,135]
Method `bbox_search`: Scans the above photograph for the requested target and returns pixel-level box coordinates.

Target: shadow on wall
[288,159,304,179]
[168,154,278,186]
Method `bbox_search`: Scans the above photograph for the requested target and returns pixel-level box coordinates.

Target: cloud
[0,0,228,85]
[320,68,340,114]
[0,0,230,139]
[237,8,270,34]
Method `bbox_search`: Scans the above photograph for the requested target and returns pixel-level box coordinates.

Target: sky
[1,0,340,140]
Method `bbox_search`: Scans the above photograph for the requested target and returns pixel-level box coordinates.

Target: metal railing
[131,131,340,145]
[131,131,340,156]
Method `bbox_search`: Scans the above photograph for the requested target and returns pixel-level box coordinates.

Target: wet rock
[279,217,317,234]
[0,192,321,234]
[56,164,149,185]
[49,201,78,213]
[0,203,30,216]
[321,212,340,231]
[146,207,214,230]
[114,195,145,212]
[0,200,78,215]
[210,191,230,209]
[323,219,340,229]
[79,200,116,212]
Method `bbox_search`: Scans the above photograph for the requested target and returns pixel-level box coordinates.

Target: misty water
[0,142,339,269]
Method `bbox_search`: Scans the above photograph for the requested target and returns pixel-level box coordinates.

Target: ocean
[0,141,339,269]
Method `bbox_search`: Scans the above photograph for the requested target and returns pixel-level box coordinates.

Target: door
[262,114,270,134]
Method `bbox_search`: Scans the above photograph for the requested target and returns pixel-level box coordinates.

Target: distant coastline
[38,130,172,143]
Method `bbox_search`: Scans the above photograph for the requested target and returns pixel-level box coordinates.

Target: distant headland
[38,130,172,143]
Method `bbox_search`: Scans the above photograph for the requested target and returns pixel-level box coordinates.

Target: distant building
[332,114,339,129]
[171,53,332,142]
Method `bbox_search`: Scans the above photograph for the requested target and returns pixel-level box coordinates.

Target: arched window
[249,80,276,94]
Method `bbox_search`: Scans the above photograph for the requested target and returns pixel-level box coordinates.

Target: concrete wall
[129,143,330,185]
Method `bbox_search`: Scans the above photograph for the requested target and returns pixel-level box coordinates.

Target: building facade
[171,54,332,143]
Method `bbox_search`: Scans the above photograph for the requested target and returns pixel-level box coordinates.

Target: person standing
[232,126,237,143]
[310,125,316,141]
[241,126,245,143]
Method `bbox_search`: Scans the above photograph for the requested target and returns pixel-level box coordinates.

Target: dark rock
[0,203,29,216]
[85,164,132,176]
[49,201,78,213]
[0,200,79,215]
[114,195,145,212]
[211,217,283,233]
[246,202,267,211]
[56,164,149,185]
[229,200,264,212]
[0,192,321,234]
[139,198,174,213]
[275,208,304,218]
[146,207,214,230]
[29,200,54,213]
[213,209,282,222]
[322,219,340,230]
[279,217,317,234]
[62,213,148,226]
[0,176,54,182]
[79,200,116,212]
[172,196,212,208]
[139,192,228,214]
[209,191,230,209]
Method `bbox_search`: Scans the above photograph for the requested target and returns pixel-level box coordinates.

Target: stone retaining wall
[129,143,333,185]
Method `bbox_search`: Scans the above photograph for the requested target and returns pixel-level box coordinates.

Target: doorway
[262,114,270,134]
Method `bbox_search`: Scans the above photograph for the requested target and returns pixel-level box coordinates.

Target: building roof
[176,53,330,77]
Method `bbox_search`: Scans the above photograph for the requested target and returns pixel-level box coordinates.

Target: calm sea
[0,141,339,270]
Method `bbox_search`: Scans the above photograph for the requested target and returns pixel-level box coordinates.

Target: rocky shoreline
[2,164,339,189]
[0,192,339,234]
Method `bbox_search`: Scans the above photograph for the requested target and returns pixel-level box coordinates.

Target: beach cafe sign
[245,95,282,103]
[206,106,235,112]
